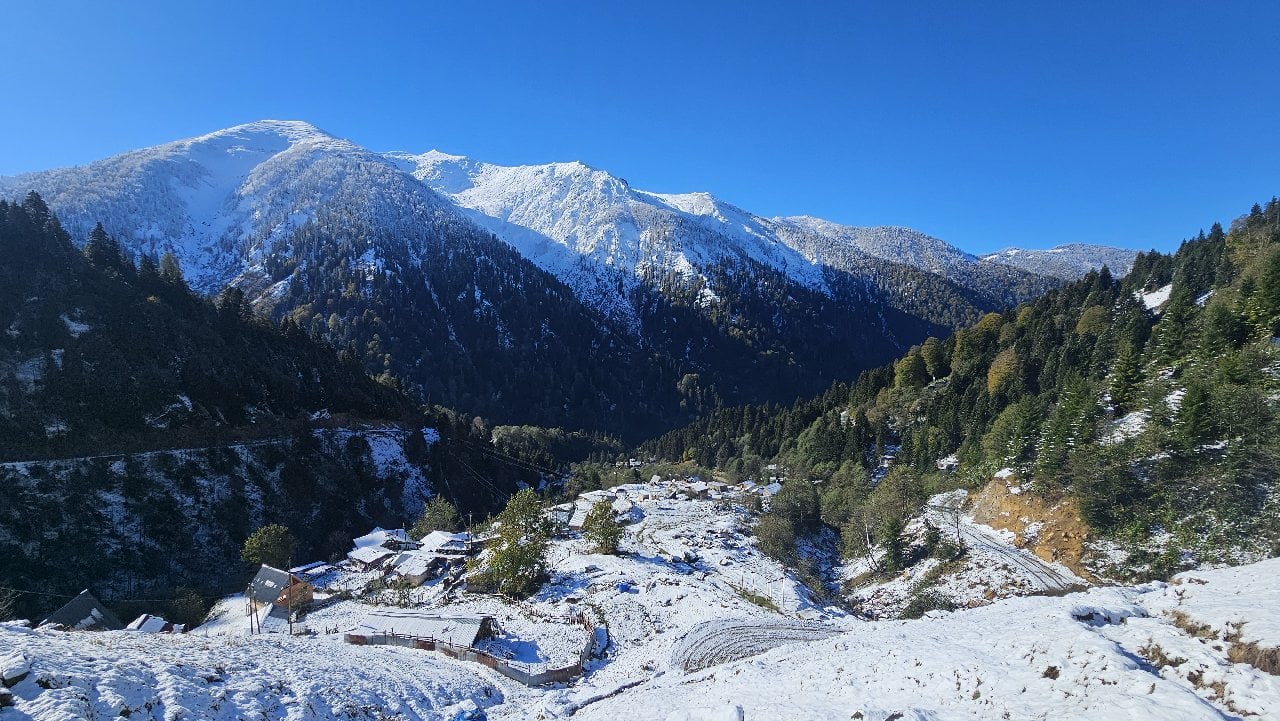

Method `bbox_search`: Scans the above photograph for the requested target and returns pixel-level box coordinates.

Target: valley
[0,116,1275,721]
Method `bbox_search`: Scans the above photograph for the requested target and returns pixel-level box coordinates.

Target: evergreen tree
[159,250,186,286]
[411,496,462,538]
[1176,381,1215,450]
[1109,343,1142,414]
[240,524,297,569]
[581,499,623,554]
[476,489,551,598]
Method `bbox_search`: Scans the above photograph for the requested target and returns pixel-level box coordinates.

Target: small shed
[126,614,185,634]
[39,589,123,631]
[347,545,397,571]
[288,561,333,582]
[567,500,593,531]
[389,551,450,586]
[248,565,314,611]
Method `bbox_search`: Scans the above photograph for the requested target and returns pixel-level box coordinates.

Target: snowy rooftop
[348,610,492,648]
[352,527,409,549]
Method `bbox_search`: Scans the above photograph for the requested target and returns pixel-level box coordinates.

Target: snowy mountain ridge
[0,120,1131,433]
[389,149,834,329]
[983,242,1140,280]
[1,119,1125,324]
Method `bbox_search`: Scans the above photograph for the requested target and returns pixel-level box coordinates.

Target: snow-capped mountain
[387,150,835,331]
[776,217,979,277]
[982,243,1140,280]
[0,120,1119,436]
[390,150,1068,326]
[0,120,459,294]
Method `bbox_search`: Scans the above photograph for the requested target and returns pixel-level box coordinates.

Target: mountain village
[5,463,1279,720]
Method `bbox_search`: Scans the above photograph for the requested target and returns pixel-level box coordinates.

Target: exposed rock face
[972,473,1098,583]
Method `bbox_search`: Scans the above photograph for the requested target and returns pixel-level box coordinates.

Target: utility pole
[287,556,296,636]
[246,583,256,635]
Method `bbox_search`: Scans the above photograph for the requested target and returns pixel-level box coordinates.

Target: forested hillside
[0,192,413,459]
[642,198,1280,574]
[0,195,563,617]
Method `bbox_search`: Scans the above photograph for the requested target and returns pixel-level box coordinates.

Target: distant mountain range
[0,120,1139,437]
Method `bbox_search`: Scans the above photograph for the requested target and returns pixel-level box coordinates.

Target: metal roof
[40,589,123,631]
[349,609,493,648]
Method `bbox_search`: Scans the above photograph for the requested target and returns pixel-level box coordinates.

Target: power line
[445,448,507,499]
[454,437,565,477]
[0,585,232,604]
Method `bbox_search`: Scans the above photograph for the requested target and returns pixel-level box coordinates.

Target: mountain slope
[0,197,563,617]
[983,242,1140,280]
[642,197,1280,575]
[0,121,1126,438]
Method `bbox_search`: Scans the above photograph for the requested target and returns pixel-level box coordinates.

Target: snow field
[572,586,1262,721]
[840,494,1086,619]
[0,620,502,721]
[5,484,1280,720]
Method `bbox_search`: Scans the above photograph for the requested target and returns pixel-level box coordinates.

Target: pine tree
[476,489,551,598]
[1109,343,1142,414]
[240,524,297,568]
[159,250,186,286]
[581,499,623,554]
[1176,381,1215,450]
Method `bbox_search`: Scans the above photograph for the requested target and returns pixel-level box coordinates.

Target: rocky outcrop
[971,472,1098,583]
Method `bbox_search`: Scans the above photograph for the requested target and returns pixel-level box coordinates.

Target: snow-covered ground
[5,486,1277,720]
[1,620,502,720]
[570,571,1280,721]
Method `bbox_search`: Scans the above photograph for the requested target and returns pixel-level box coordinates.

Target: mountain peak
[177,120,349,156]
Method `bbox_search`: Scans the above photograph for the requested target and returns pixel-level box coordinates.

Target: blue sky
[1,1,1276,254]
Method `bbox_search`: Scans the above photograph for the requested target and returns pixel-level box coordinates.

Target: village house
[347,544,397,571]
[39,589,123,631]
[353,527,417,552]
[387,551,451,586]
[248,565,314,613]
[417,530,473,556]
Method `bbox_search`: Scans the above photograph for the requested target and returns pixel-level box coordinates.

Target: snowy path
[671,618,841,671]
[956,522,1082,593]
